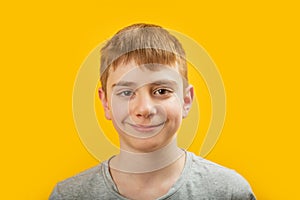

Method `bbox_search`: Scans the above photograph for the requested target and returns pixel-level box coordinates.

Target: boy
[50,23,256,199]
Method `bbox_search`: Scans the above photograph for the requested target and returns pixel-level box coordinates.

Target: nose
[131,92,156,119]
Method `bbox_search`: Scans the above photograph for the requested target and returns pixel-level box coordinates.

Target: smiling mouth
[126,122,165,132]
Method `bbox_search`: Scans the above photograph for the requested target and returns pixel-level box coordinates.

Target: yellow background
[1,0,299,199]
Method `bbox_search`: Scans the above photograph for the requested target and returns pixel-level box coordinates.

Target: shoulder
[185,152,256,199]
[49,163,107,200]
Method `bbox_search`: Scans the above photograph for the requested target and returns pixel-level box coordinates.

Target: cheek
[164,99,183,120]
[110,97,129,121]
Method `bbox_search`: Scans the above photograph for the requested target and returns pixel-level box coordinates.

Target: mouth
[126,122,165,132]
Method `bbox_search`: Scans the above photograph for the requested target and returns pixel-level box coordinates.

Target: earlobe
[182,85,194,118]
[98,88,112,120]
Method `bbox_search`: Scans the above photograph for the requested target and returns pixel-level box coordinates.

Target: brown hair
[100,23,187,95]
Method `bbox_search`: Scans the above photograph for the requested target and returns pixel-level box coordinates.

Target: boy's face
[99,61,193,153]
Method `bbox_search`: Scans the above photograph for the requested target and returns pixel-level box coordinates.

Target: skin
[98,61,194,199]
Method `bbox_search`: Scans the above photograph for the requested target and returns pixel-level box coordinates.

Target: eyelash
[117,90,134,97]
[153,88,173,96]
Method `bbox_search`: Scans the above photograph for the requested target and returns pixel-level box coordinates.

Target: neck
[108,148,186,200]
[109,137,185,173]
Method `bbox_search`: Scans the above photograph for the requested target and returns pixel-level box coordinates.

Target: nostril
[136,113,143,117]
[136,113,148,118]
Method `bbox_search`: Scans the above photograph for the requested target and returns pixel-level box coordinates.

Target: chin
[121,133,175,153]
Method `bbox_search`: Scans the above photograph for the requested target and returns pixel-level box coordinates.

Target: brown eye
[153,89,173,96]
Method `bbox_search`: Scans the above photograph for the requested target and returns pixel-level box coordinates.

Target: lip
[126,122,165,132]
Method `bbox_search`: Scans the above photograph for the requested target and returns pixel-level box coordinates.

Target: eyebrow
[111,80,178,88]
[112,81,137,88]
[150,80,178,87]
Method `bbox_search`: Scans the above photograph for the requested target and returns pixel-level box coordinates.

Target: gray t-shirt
[49,151,256,199]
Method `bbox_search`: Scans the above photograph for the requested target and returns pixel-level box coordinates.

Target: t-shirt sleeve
[48,179,82,200]
[49,184,63,200]
[228,171,256,200]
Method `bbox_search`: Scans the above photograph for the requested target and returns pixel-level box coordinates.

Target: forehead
[107,62,184,89]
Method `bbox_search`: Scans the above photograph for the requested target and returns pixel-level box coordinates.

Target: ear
[182,85,194,118]
[98,88,112,120]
